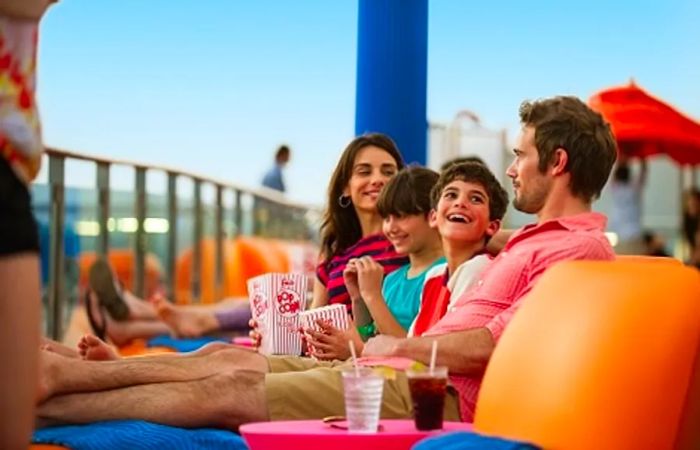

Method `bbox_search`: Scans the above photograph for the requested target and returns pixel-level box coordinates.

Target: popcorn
[247,273,308,355]
[299,304,350,355]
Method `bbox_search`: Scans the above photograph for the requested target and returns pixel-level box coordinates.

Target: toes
[84,334,101,346]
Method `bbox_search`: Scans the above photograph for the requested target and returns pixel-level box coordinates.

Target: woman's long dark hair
[319,133,404,263]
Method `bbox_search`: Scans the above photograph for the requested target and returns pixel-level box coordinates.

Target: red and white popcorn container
[299,304,350,355]
[247,273,308,355]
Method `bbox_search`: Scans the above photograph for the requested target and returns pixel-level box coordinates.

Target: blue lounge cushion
[412,431,540,450]
[33,419,248,450]
[147,334,229,353]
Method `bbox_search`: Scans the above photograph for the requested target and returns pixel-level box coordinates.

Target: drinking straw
[429,340,438,375]
[349,340,360,377]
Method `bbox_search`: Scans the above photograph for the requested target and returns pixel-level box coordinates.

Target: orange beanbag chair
[475,260,700,450]
[174,237,292,304]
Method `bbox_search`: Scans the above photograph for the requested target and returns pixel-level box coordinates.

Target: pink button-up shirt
[424,212,615,421]
[360,212,615,421]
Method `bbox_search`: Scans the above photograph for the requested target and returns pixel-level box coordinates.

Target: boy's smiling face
[382,213,436,255]
[430,179,499,245]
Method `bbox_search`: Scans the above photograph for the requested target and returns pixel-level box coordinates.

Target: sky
[36,0,700,206]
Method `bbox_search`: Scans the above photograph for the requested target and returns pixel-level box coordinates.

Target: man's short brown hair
[430,162,508,221]
[519,96,618,202]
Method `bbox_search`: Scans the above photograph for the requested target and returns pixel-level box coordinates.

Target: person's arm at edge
[394,328,494,376]
[387,235,615,375]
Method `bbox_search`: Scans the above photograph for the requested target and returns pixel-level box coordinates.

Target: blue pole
[355,0,428,165]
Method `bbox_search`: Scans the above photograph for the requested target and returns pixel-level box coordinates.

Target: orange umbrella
[589,81,700,166]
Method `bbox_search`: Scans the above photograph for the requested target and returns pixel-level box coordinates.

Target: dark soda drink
[407,367,448,430]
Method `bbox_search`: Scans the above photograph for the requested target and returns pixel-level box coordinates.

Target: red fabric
[589,82,700,166]
[411,271,450,337]
[316,234,408,313]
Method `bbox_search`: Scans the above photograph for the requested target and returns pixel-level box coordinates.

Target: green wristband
[356,323,377,341]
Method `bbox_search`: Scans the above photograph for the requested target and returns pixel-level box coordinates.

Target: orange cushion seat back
[616,254,683,265]
[474,260,700,450]
[175,237,291,304]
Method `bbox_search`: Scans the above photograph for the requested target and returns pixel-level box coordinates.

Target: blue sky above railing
[35,0,700,205]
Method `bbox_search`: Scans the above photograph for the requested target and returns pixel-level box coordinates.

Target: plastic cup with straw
[341,340,384,432]
[407,339,449,430]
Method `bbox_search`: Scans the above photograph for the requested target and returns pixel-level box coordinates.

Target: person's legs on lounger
[38,343,269,403]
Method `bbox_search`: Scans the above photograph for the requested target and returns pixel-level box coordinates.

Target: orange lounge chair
[474,260,700,450]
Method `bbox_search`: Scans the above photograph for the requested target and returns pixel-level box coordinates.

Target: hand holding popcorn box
[247,273,308,355]
[299,304,350,355]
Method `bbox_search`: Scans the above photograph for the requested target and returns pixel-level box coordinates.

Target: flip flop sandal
[89,258,129,321]
[84,290,107,341]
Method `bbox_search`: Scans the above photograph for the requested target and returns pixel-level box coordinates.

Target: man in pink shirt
[359,95,617,421]
[37,96,617,429]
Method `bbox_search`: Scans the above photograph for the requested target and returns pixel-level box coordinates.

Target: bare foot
[40,337,80,359]
[37,349,61,404]
[154,298,218,337]
[78,334,120,361]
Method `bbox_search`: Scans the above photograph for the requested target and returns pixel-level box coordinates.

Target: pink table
[240,419,473,450]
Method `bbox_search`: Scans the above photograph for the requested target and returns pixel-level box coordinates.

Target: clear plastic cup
[341,367,384,433]
[406,366,448,430]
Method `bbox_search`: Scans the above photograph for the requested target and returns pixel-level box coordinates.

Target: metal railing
[42,147,320,340]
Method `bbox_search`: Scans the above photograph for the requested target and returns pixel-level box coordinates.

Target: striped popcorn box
[247,272,308,355]
[299,304,350,355]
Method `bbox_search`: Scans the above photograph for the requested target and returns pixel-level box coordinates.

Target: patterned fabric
[0,15,43,184]
[316,233,408,313]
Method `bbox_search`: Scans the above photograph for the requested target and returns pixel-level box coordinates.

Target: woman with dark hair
[312,133,408,310]
[78,134,408,351]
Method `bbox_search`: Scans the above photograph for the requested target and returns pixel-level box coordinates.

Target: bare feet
[154,298,219,338]
[78,334,120,361]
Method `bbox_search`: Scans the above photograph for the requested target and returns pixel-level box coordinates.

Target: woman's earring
[338,195,351,208]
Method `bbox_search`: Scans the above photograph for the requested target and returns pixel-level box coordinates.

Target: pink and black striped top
[316,233,408,313]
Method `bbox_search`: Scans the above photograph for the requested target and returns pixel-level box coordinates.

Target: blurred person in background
[261,144,291,193]
[682,189,700,255]
[642,230,670,257]
[609,155,647,254]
